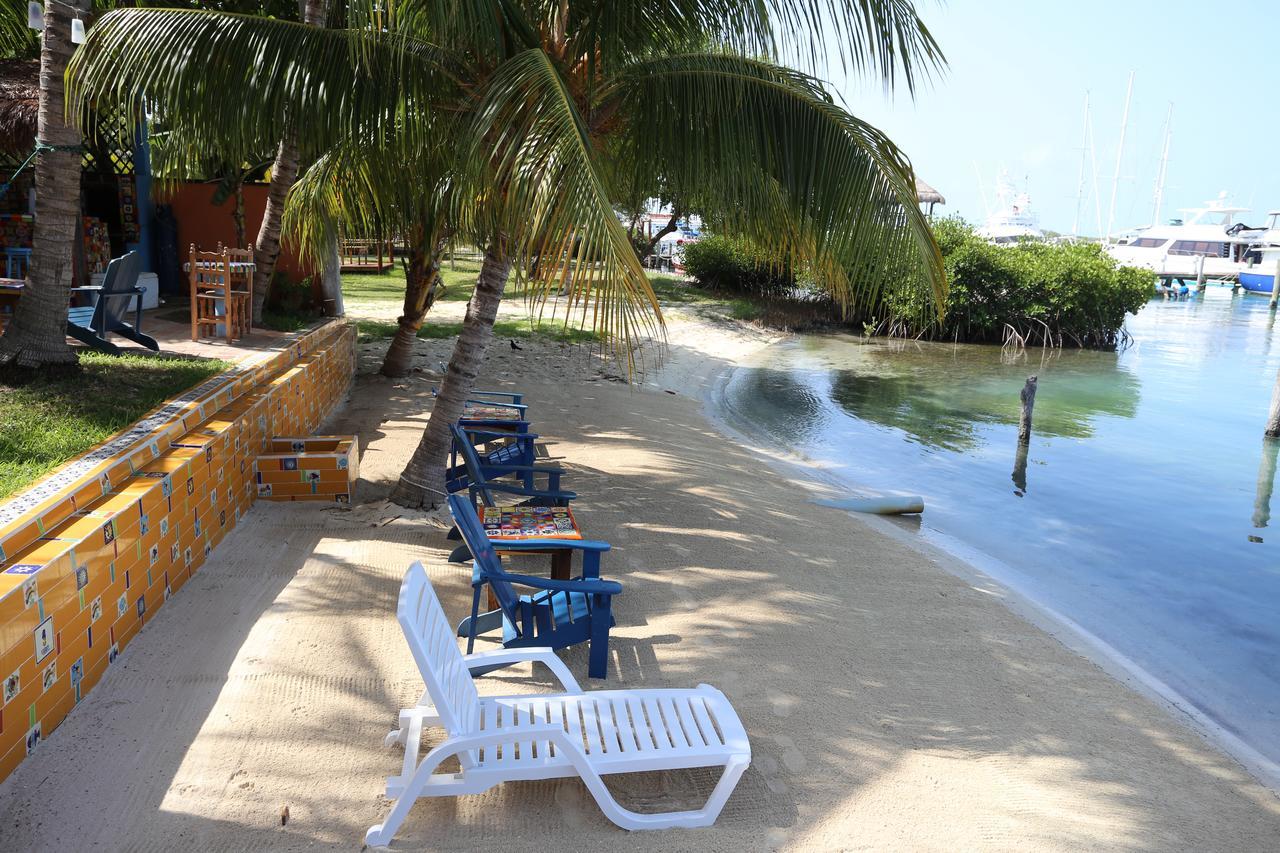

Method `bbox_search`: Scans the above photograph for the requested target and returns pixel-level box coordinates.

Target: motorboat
[1107,193,1265,279]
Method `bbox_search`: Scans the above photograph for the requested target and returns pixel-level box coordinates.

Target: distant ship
[975,172,1044,245]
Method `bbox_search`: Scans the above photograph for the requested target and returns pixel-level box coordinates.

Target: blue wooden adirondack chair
[446,423,576,560]
[446,423,573,508]
[447,493,620,679]
[445,424,540,494]
[66,251,158,354]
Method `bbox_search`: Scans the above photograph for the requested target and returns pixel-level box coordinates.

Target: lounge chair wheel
[383,729,404,749]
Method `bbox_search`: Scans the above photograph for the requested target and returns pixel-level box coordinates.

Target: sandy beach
[1,305,1278,851]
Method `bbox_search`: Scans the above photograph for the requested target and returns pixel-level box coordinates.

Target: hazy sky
[831,1,1279,235]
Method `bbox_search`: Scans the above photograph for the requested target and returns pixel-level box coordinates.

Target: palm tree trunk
[0,0,87,373]
[380,225,452,377]
[250,136,299,324]
[389,238,510,508]
[250,0,326,324]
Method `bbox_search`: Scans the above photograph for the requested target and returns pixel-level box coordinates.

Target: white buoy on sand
[815,495,925,515]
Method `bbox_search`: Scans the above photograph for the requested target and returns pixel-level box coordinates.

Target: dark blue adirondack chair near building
[66,251,158,354]
[447,494,619,679]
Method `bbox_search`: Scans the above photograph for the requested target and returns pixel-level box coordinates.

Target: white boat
[1107,194,1264,279]
[976,172,1044,244]
[1238,211,1280,294]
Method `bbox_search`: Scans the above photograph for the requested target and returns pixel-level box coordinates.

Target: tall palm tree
[70,0,946,506]
[250,0,327,324]
[283,130,462,377]
[0,0,89,372]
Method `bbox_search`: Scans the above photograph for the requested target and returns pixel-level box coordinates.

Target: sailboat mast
[1073,92,1091,237]
[1105,71,1135,243]
[1151,103,1173,226]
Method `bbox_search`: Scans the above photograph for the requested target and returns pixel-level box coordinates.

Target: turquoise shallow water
[715,288,1280,772]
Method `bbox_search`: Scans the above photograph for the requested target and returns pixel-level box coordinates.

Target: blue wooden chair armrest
[492,539,611,553]
[461,428,540,441]
[478,463,563,476]
[432,388,528,411]
[475,462,566,492]
[491,570,623,597]
[69,285,103,292]
[465,390,525,404]
[468,482,576,503]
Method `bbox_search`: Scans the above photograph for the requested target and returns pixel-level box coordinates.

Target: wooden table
[483,504,582,580]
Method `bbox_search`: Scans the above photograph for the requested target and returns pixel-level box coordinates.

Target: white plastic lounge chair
[366,562,751,847]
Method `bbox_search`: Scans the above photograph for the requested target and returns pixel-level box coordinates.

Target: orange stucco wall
[162,182,316,282]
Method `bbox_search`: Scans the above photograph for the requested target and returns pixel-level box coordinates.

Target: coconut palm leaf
[284,125,463,266]
[603,51,945,318]
[66,7,459,167]
[462,47,662,361]
[0,0,36,56]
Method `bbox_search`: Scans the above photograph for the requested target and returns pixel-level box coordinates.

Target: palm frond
[284,125,462,265]
[0,0,36,56]
[462,47,663,364]
[606,51,945,319]
[67,8,459,167]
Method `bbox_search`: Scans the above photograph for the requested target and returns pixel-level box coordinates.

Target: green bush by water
[881,217,1151,348]
[680,235,797,299]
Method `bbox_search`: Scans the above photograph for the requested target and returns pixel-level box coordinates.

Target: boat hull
[1239,271,1275,294]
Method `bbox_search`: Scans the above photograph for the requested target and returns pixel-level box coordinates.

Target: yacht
[1237,211,1280,294]
[975,172,1044,244]
[1107,194,1264,279]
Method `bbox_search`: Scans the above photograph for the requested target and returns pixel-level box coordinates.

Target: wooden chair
[189,244,251,343]
[366,562,750,846]
[66,251,158,353]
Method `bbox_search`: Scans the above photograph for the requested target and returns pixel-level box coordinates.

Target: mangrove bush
[880,217,1151,348]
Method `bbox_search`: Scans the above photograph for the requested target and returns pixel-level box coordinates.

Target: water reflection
[824,340,1140,451]
[1252,438,1280,531]
[717,290,1280,768]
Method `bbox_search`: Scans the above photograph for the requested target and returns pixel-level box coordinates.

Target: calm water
[715,288,1280,772]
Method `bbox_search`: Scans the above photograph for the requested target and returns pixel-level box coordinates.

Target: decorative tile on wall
[0,321,355,782]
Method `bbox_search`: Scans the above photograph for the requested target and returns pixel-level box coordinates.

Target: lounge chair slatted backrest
[397,564,482,750]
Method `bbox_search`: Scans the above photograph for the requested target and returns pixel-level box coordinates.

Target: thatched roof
[915,177,945,206]
[0,60,38,158]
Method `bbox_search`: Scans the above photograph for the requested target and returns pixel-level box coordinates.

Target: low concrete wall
[0,320,355,780]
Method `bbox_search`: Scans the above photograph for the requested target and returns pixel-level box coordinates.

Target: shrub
[681,235,797,299]
[882,217,1150,349]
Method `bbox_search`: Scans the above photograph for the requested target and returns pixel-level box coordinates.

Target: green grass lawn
[356,317,599,345]
[342,258,486,303]
[0,352,229,500]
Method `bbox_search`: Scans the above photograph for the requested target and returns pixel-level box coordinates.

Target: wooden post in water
[1270,265,1280,310]
[1267,368,1280,437]
[1253,439,1280,529]
[1018,375,1038,444]
[1195,255,1206,293]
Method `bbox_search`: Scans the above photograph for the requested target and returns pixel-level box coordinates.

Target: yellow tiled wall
[0,321,355,782]
[255,436,360,502]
